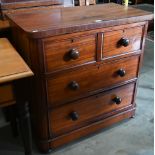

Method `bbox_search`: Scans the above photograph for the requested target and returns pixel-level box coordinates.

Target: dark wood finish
[17,102,32,155]
[50,82,135,136]
[43,22,145,73]
[1,0,62,9]
[7,105,19,137]
[43,31,97,72]
[102,26,143,59]
[49,108,136,148]
[47,55,139,107]
[0,0,63,19]
[6,3,153,38]
[15,78,33,155]
[6,3,153,153]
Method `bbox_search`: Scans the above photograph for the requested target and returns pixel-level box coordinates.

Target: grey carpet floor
[132,4,154,13]
[0,39,153,155]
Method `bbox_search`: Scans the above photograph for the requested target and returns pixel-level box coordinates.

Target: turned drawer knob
[113,96,122,105]
[117,69,126,77]
[69,81,79,90]
[120,38,130,47]
[69,49,80,60]
[70,112,79,121]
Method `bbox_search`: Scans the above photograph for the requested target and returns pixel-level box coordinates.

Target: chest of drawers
[7,3,153,152]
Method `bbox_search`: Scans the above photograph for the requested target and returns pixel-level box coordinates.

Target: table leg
[9,105,19,137]
[17,102,32,155]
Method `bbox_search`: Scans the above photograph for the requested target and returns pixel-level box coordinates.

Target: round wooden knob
[70,112,79,121]
[69,49,80,60]
[69,81,79,90]
[113,96,122,105]
[120,38,129,47]
[117,69,126,77]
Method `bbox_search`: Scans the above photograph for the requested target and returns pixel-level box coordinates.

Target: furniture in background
[6,3,153,153]
[0,0,68,39]
[0,38,33,155]
[74,0,96,6]
[0,0,63,19]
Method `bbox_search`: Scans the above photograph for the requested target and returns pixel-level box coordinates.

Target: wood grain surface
[6,3,153,38]
[47,55,139,107]
[49,108,135,148]
[0,38,33,83]
[102,26,143,59]
[1,0,63,10]
[50,82,135,136]
[43,31,97,72]
[6,4,151,152]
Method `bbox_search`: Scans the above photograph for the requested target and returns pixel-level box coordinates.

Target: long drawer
[47,55,140,107]
[49,82,135,137]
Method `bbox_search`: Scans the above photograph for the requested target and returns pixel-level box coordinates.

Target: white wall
[64,0,74,6]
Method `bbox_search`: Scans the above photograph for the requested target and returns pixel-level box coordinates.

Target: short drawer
[0,84,15,107]
[49,83,135,136]
[102,26,143,59]
[43,32,97,72]
[47,55,140,107]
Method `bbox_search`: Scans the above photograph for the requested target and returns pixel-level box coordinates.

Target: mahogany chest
[6,3,153,152]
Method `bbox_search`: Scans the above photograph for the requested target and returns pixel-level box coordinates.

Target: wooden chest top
[6,3,153,38]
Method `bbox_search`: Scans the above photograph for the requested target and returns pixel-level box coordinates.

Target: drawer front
[43,32,97,72]
[102,26,143,59]
[0,84,14,106]
[47,55,139,107]
[50,83,135,136]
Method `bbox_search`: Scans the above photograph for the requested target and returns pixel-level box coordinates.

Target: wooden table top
[6,3,153,38]
[0,38,33,84]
